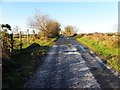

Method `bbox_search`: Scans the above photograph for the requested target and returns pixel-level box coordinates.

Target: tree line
[27,12,77,37]
[0,12,77,42]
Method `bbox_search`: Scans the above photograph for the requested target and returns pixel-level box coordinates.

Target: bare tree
[28,12,50,37]
[27,12,60,38]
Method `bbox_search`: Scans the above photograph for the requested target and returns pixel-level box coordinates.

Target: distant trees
[63,25,76,36]
[28,12,61,38]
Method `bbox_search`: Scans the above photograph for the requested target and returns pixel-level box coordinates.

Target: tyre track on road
[24,36,120,88]
[24,44,100,88]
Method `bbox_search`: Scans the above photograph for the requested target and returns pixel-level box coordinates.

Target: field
[75,33,120,73]
[2,36,57,88]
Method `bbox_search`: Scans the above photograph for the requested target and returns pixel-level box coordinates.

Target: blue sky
[0,2,118,33]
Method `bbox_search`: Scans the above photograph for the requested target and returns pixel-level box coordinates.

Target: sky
[0,1,118,33]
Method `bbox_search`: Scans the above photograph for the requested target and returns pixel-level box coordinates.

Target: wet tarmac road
[24,36,120,89]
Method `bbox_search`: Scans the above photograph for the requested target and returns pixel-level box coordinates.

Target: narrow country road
[24,36,120,88]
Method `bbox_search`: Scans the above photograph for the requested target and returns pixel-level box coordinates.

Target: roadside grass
[13,37,57,49]
[75,36,120,73]
[3,37,57,88]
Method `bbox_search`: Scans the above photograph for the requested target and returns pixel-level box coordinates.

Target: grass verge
[76,36,120,73]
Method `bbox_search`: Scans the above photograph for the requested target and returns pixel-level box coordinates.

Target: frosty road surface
[24,36,120,88]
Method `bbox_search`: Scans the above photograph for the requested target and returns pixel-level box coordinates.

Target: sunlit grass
[76,36,120,73]
[13,37,57,49]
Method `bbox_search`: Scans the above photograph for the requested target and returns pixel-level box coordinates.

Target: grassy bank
[3,37,57,88]
[76,35,120,73]
[13,37,57,49]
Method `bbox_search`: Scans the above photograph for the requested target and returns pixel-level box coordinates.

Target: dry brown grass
[84,33,119,48]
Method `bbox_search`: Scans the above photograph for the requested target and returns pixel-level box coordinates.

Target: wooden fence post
[10,33,13,52]
[19,31,22,50]
[33,29,35,41]
[27,29,29,45]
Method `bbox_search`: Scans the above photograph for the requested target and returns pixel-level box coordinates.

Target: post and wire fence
[1,28,36,53]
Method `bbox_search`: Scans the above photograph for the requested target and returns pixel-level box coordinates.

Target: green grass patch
[14,37,57,49]
[76,36,120,73]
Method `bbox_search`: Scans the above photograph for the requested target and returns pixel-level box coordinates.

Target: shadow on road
[2,43,52,88]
